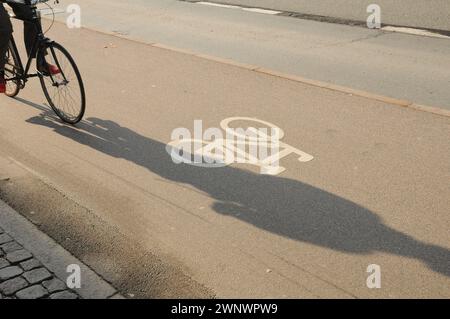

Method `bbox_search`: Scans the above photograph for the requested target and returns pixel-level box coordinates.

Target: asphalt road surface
[208,0,450,31]
[0,20,448,298]
[45,0,450,111]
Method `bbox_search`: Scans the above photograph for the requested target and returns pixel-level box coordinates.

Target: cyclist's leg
[0,4,13,91]
[8,3,36,58]
[0,5,13,66]
[8,3,59,75]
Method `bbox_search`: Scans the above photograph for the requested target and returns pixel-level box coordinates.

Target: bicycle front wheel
[38,42,86,124]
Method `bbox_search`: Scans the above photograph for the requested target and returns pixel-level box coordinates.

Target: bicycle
[3,0,85,124]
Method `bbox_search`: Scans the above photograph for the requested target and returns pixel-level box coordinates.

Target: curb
[0,199,121,299]
[150,44,450,117]
[76,24,449,119]
[158,45,450,118]
[38,17,450,118]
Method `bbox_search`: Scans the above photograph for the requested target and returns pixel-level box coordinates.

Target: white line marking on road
[197,2,239,9]
[197,1,281,15]
[242,8,282,15]
[382,26,450,39]
[7,157,48,182]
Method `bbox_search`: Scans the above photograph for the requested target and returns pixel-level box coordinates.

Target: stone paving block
[0,258,10,269]
[50,290,78,299]
[20,258,42,271]
[1,241,22,253]
[0,233,13,245]
[6,249,32,264]
[0,266,23,281]
[23,268,52,284]
[16,285,47,299]
[0,276,28,296]
[43,278,67,293]
[0,200,108,299]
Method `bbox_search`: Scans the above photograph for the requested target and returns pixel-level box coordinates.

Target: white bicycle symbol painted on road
[166,117,314,175]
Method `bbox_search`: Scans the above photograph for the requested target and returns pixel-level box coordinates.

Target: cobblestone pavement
[0,227,80,299]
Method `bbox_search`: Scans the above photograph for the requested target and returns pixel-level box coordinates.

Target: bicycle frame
[6,5,53,85]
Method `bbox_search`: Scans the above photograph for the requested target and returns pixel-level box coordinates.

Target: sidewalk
[0,200,121,299]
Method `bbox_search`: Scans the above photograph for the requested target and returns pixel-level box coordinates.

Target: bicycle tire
[4,40,21,98]
[38,42,86,124]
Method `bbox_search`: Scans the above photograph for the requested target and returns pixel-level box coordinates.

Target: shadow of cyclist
[25,112,450,278]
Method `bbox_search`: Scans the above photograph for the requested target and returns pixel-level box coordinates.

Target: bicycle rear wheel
[38,42,86,124]
[4,41,21,98]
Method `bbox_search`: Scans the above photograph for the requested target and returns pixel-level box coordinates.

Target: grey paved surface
[0,200,122,299]
[0,22,449,298]
[207,0,450,31]
[45,0,450,111]
[0,226,79,299]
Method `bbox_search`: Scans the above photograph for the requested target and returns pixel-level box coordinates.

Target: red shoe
[38,63,61,76]
[47,63,61,75]
[0,79,5,94]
